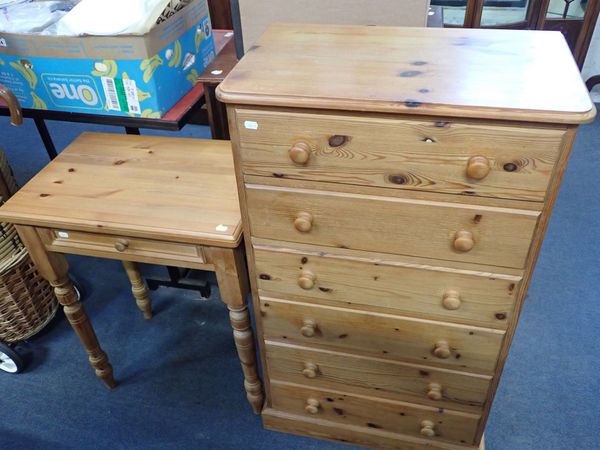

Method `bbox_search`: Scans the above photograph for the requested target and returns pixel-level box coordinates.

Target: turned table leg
[208,246,264,414]
[16,225,116,389]
[122,260,153,319]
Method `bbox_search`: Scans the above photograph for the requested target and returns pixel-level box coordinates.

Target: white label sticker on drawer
[244,120,259,130]
[57,231,69,238]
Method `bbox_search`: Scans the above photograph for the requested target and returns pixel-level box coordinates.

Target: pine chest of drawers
[217,24,595,449]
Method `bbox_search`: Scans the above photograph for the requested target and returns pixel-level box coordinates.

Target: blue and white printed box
[0,0,215,118]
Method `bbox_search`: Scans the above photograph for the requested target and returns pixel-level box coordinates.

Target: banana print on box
[186,68,199,86]
[10,59,37,89]
[31,91,47,110]
[140,55,163,83]
[92,60,118,78]
[167,40,182,68]
[141,109,161,118]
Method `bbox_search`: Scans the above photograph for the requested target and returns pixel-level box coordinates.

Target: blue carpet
[0,115,598,450]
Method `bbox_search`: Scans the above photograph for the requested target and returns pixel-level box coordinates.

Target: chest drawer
[260,298,504,374]
[39,228,207,268]
[266,342,491,414]
[270,381,481,445]
[247,185,539,269]
[236,108,566,202]
[255,245,522,329]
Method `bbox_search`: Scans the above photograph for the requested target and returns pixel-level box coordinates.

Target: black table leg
[125,127,141,135]
[146,266,212,298]
[34,119,58,160]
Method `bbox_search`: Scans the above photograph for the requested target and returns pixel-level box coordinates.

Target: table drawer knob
[289,142,311,165]
[433,340,451,359]
[453,230,474,252]
[300,319,317,337]
[302,362,319,378]
[114,239,129,252]
[467,155,491,180]
[442,290,461,310]
[427,383,443,401]
[294,212,313,232]
[305,398,321,414]
[298,270,316,290]
[420,420,436,437]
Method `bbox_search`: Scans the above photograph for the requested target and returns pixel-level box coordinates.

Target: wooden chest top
[217,23,595,124]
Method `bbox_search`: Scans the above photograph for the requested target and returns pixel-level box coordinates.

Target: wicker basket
[0,148,59,343]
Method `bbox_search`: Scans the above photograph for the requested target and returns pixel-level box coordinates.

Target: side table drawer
[270,381,481,445]
[40,228,207,268]
[236,108,566,201]
[247,184,539,269]
[254,245,522,329]
[266,342,491,413]
[260,298,504,374]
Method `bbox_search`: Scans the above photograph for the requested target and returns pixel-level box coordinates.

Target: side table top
[0,133,242,247]
[217,23,596,124]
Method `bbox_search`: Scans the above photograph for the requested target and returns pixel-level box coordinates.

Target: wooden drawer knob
[453,230,474,252]
[300,319,317,337]
[433,340,451,359]
[294,212,313,232]
[302,362,319,379]
[427,383,443,401]
[114,239,129,252]
[298,270,316,290]
[289,142,311,165]
[467,155,491,180]
[305,398,321,414]
[442,290,461,310]
[420,420,436,437]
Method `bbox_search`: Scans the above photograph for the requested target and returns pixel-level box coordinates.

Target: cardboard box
[237,0,430,53]
[0,0,215,118]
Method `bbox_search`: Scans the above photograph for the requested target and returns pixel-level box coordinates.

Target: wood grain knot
[412,61,428,66]
[259,274,271,280]
[419,88,430,93]
[399,70,422,77]
[39,193,50,197]
[113,159,127,165]
[503,162,518,172]
[68,168,76,172]
[495,313,507,320]
[388,174,407,185]
[328,135,349,147]
[404,100,422,108]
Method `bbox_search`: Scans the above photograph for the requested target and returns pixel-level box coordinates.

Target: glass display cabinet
[431,0,599,67]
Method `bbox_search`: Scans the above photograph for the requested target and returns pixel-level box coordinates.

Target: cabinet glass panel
[480,0,532,26]
[430,0,468,26]
[546,0,587,19]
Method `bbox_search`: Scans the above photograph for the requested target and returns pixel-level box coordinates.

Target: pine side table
[0,133,264,413]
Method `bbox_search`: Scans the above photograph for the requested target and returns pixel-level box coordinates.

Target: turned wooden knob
[289,142,311,165]
[302,362,319,378]
[442,290,461,310]
[298,270,316,290]
[453,230,474,252]
[433,340,451,359]
[301,319,317,337]
[420,420,436,437]
[427,383,443,401]
[466,155,491,180]
[294,212,313,232]
[114,239,129,252]
[305,398,321,414]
